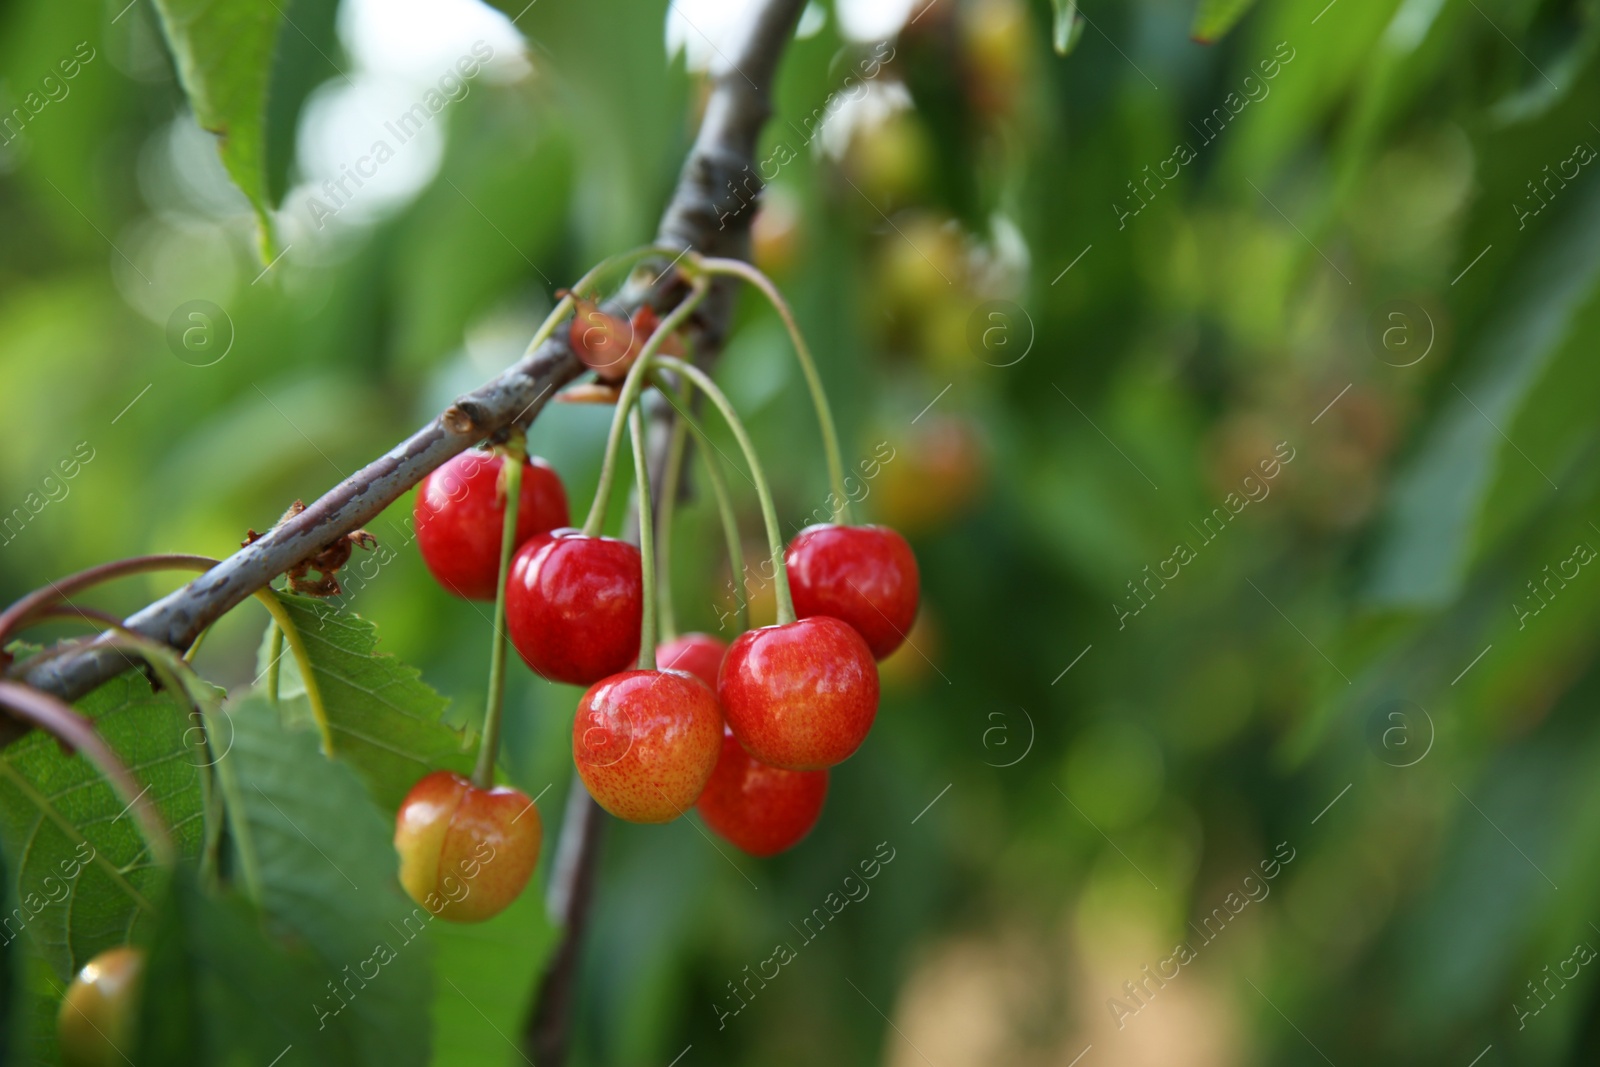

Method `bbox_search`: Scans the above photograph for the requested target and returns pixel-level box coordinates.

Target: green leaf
[1364,182,1600,608]
[428,885,557,1067]
[212,691,433,1067]
[148,0,287,256]
[1050,0,1085,55]
[0,673,205,979]
[264,0,343,208]
[134,875,339,1065]
[263,591,476,812]
[1190,0,1259,43]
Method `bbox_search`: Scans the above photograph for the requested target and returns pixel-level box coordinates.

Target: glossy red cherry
[415,450,570,600]
[697,727,828,856]
[505,529,642,686]
[785,523,920,659]
[657,632,728,690]
[58,946,144,1067]
[717,615,879,770]
[394,770,541,923]
[573,669,723,823]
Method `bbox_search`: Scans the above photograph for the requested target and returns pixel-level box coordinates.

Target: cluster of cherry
[392,256,919,923]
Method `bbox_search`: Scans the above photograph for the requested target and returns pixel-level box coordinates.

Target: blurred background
[4,0,1600,1062]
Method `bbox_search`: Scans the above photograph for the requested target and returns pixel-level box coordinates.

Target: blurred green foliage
[3,0,1600,1064]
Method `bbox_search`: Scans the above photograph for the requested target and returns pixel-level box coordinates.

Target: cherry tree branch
[8,0,802,730]
[3,0,804,1059]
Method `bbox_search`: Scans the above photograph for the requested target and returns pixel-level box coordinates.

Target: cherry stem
[649,372,748,634]
[0,554,219,647]
[473,434,526,791]
[630,405,659,671]
[252,590,334,754]
[265,623,284,703]
[694,256,852,526]
[654,396,690,644]
[581,280,710,537]
[651,354,795,625]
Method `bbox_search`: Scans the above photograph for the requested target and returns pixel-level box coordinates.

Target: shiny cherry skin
[394,770,541,923]
[573,669,723,823]
[505,529,642,686]
[718,615,879,770]
[656,632,728,690]
[415,450,569,600]
[785,523,919,659]
[58,946,144,1067]
[697,726,829,856]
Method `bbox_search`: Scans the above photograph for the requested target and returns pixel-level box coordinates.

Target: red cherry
[697,727,828,856]
[717,616,879,770]
[573,669,723,823]
[394,770,541,923]
[415,450,570,600]
[656,632,728,690]
[505,529,642,686]
[786,523,919,659]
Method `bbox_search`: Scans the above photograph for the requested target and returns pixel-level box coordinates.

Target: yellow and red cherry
[573,669,722,823]
[394,770,541,923]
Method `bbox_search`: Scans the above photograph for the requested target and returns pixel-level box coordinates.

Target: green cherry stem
[581,280,710,537]
[654,395,690,644]
[472,434,526,790]
[649,372,748,634]
[694,255,852,526]
[651,354,795,625]
[630,404,659,671]
[265,622,284,703]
